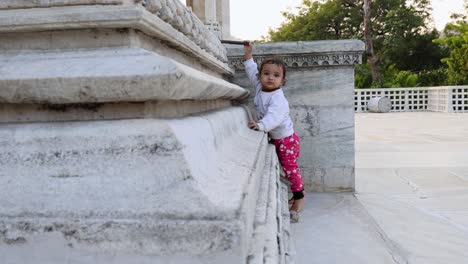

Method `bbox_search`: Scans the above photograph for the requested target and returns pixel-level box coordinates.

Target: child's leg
[274,133,305,212]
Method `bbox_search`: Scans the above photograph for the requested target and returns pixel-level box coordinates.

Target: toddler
[243,42,305,216]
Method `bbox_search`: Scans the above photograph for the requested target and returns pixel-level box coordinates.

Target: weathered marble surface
[0,100,232,123]
[0,48,246,104]
[355,113,468,263]
[228,40,364,191]
[0,0,123,9]
[291,113,468,264]
[292,193,400,264]
[247,145,293,264]
[142,0,226,59]
[0,0,226,60]
[0,107,284,263]
[0,1,293,263]
[288,68,355,191]
[0,4,230,74]
[227,40,363,70]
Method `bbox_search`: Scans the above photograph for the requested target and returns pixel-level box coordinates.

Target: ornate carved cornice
[0,0,227,63]
[228,52,363,71]
[226,40,365,71]
[142,0,227,62]
[0,0,123,9]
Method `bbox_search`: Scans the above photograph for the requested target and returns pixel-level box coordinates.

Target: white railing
[355,86,468,113]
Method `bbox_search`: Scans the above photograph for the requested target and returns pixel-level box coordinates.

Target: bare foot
[290,211,299,223]
[290,198,305,213]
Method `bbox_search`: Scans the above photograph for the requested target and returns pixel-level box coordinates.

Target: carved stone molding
[0,0,227,63]
[142,0,226,62]
[0,48,247,104]
[205,20,221,38]
[0,0,123,9]
[228,52,363,71]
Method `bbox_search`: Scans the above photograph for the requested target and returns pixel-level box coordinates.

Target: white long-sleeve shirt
[243,58,294,139]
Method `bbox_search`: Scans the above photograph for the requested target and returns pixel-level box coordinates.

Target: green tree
[381,29,448,72]
[381,65,419,87]
[434,21,468,85]
[266,0,449,88]
[267,0,432,45]
[266,0,362,42]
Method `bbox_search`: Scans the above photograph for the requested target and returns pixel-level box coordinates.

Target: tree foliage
[267,0,431,43]
[434,21,468,85]
[266,0,362,41]
[265,0,451,88]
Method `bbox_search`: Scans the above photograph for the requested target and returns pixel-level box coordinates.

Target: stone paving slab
[357,193,468,264]
[449,168,468,181]
[294,113,468,264]
[391,193,468,211]
[355,113,468,264]
[398,168,468,193]
[442,212,468,229]
[292,193,399,264]
[357,151,468,168]
[356,168,416,195]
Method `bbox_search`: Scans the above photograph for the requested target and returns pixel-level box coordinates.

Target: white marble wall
[227,40,365,192]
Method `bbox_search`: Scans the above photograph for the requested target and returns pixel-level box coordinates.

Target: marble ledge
[0,4,232,75]
[0,48,248,104]
[0,0,123,9]
[226,40,365,71]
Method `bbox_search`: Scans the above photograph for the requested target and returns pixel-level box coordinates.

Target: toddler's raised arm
[243,42,261,91]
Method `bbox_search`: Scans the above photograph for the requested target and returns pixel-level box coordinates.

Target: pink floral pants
[273,133,304,193]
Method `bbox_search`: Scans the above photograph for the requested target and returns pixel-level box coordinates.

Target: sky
[229,0,466,40]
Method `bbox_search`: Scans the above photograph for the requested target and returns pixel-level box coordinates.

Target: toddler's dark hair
[259,57,287,80]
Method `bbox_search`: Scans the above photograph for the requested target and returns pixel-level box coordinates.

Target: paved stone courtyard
[293,112,468,264]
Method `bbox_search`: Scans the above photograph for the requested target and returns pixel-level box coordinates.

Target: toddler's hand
[244,41,253,60]
[248,121,260,131]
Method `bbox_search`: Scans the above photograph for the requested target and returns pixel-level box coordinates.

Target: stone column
[190,0,221,38]
[227,40,365,192]
[216,0,231,39]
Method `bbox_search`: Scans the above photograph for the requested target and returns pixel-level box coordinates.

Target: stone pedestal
[227,40,365,192]
[0,1,291,263]
[0,108,272,263]
[216,0,231,39]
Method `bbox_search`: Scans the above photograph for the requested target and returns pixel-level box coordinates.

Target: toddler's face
[259,63,285,91]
